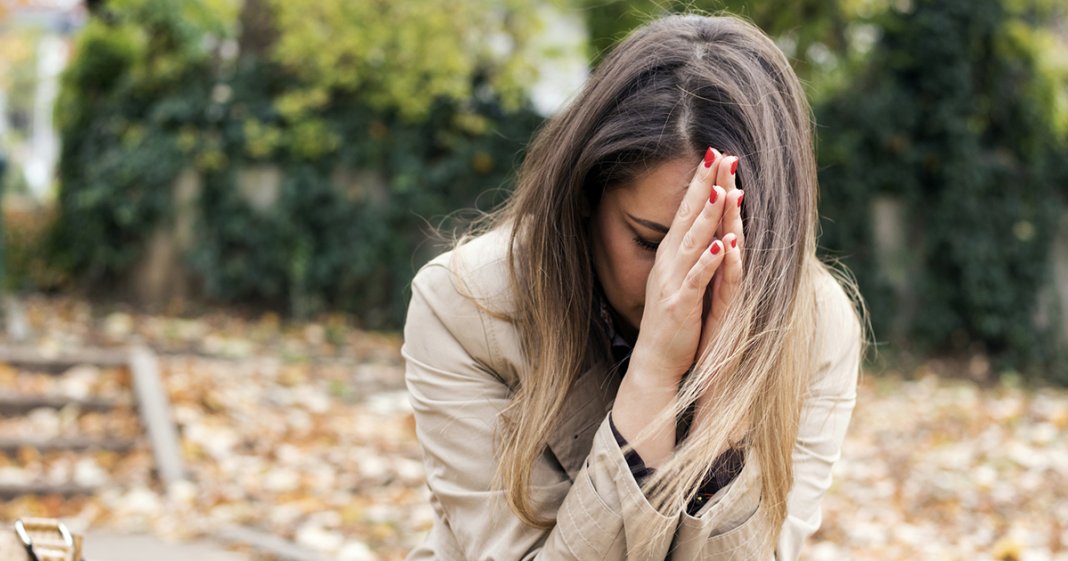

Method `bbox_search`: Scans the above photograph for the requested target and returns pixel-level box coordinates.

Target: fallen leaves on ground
[0,295,1065,561]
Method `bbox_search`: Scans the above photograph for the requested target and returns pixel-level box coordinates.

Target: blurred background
[0,0,1066,560]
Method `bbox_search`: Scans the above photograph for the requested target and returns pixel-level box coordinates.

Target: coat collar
[543,284,630,481]
[543,276,630,480]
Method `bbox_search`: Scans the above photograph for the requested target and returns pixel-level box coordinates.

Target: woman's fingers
[715,154,740,238]
[720,188,746,254]
[674,185,726,278]
[709,233,744,323]
[683,238,727,300]
[719,232,744,289]
[700,231,744,354]
[664,148,724,251]
[716,154,739,193]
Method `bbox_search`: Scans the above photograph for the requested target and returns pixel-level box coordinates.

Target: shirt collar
[592,279,633,360]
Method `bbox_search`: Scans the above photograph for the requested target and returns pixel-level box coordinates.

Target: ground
[0,295,1064,561]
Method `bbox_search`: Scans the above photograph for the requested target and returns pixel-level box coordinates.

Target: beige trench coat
[402,227,862,560]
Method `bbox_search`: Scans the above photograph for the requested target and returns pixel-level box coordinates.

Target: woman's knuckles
[661,296,684,317]
[675,199,694,222]
[685,271,704,290]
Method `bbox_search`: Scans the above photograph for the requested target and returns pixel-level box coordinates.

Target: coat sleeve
[403,260,679,561]
[774,282,862,561]
[669,275,863,561]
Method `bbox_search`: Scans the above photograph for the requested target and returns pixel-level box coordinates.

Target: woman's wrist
[627,344,688,388]
[613,352,681,468]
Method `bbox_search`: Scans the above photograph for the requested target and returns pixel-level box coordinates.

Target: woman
[402,13,868,561]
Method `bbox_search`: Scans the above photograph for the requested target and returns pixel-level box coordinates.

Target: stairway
[0,344,330,561]
[0,345,185,500]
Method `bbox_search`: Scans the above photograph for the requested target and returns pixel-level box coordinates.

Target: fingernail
[709,187,719,204]
[704,147,715,169]
[710,241,722,255]
[730,159,738,175]
[730,237,737,248]
[737,190,744,207]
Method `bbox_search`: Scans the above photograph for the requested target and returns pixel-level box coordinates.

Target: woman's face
[590,157,694,338]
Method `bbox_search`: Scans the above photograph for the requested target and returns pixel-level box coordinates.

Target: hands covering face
[631,148,745,382]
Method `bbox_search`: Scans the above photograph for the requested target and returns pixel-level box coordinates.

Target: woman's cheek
[628,261,655,312]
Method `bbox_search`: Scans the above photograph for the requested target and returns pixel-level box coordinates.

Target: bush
[50,1,218,282]
[50,0,544,327]
[816,0,1068,383]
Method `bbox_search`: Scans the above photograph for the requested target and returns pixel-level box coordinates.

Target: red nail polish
[730,159,738,175]
[704,147,715,168]
[710,241,721,255]
[737,191,744,207]
[709,188,718,204]
[730,237,737,248]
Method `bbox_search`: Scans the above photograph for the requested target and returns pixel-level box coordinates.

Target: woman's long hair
[459,13,868,551]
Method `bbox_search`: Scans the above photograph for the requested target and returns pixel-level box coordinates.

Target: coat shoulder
[813,264,861,331]
[406,226,522,386]
[411,226,518,317]
[809,262,865,393]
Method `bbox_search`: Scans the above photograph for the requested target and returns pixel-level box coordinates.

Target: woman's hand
[613,148,744,468]
[694,154,747,441]
[629,148,741,383]
[699,155,745,357]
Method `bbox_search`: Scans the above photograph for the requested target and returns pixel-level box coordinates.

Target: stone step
[0,436,142,454]
[0,483,101,499]
[0,393,130,414]
[0,346,129,374]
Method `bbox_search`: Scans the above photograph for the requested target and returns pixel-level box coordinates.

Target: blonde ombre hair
[459,13,869,552]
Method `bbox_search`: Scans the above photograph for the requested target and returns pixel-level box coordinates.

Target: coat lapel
[545,357,622,481]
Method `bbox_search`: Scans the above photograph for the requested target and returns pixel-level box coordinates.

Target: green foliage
[2,204,63,293]
[579,0,882,96]
[268,0,548,121]
[816,0,1068,383]
[50,0,220,281]
[189,56,542,325]
[50,0,543,327]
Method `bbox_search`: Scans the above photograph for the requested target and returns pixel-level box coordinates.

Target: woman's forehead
[614,158,693,220]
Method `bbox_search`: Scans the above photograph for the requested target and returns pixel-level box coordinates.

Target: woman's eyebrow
[625,212,670,235]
